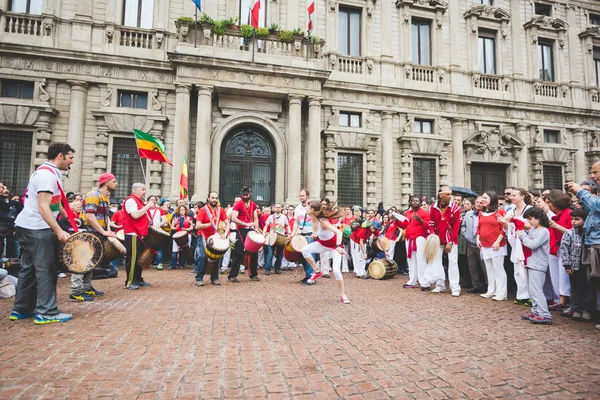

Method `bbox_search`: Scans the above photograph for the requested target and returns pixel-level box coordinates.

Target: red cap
[97,173,116,187]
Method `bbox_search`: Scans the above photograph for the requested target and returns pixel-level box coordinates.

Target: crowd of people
[3,142,600,329]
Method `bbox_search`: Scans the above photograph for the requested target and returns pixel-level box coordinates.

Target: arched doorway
[219,126,276,207]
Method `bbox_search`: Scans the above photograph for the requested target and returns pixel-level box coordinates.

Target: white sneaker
[431,286,445,293]
[492,296,508,301]
[157,264,163,270]
[58,273,67,278]
[480,292,495,298]
[451,291,460,297]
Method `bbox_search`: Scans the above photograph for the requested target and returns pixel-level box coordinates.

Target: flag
[133,129,173,166]
[250,0,260,29]
[307,0,315,34]
[179,155,188,199]
[191,0,201,10]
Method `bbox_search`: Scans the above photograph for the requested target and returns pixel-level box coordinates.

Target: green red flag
[133,129,172,166]
[180,155,188,199]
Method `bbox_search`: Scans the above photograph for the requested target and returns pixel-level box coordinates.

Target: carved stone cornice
[395,0,447,12]
[0,101,58,126]
[579,26,600,39]
[397,134,451,156]
[463,128,524,163]
[464,6,511,23]
[524,16,568,32]
[92,109,169,138]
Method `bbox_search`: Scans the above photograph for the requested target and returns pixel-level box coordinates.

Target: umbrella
[450,186,478,198]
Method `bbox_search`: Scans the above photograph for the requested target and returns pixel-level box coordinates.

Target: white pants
[302,241,343,280]
[341,243,350,272]
[483,255,507,298]
[435,245,460,293]
[320,249,342,275]
[221,247,231,269]
[350,240,366,276]
[388,242,396,261]
[257,247,265,267]
[406,237,427,286]
[548,253,570,301]
[514,261,529,300]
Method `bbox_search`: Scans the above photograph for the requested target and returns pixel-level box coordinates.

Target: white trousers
[388,242,396,261]
[221,247,231,269]
[350,240,366,276]
[436,245,460,293]
[406,237,427,286]
[514,261,529,300]
[483,254,507,298]
[302,241,343,280]
[548,253,570,301]
[257,247,265,267]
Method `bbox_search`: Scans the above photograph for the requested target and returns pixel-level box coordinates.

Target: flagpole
[252,28,256,62]
[306,31,310,61]
[194,7,197,48]
[134,139,148,188]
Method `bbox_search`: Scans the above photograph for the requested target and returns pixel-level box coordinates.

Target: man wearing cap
[228,186,262,282]
[70,173,118,301]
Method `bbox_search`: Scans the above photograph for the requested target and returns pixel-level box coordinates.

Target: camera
[564,184,570,192]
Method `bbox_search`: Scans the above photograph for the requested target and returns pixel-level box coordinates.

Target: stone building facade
[1,0,599,208]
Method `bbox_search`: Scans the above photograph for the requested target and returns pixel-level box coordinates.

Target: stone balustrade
[474,74,500,91]
[411,65,435,83]
[536,82,559,98]
[337,55,364,74]
[2,11,43,36]
[119,26,156,49]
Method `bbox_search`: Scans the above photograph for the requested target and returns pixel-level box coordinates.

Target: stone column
[170,84,191,199]
[381,112,394,207]
[516,123,529,188]
[192,86,213,203]
[286,95,303,203]
[306,96,322,199]
[573,129,587,183]
[65,80,88,192]
[451,119,465,187]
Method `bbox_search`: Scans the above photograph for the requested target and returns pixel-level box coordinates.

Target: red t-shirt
[551,208,572,255]
[384,221,401,240]
[342,216,355,226]
[403,208,430,240]
[232,200,257,225]
[196,205,228,238]
[350,227,376,243]
[173,215,194,233]
[287,216,295,231]
[111,209,126,232]
[477,209,507,248]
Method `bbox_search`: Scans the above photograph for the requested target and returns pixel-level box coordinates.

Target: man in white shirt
[263,203,289,275]
[291,189,316,285]
[10,143,75,325]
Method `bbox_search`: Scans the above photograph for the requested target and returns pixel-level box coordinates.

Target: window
[413,158,437,202]
[337,153,363,207]
[9,0,42,14]
[118,90,148,109]
[591,14,600,26]
[479,0,493,5]
[111,137,145,201]
[478,31,496,74]
[543,165,563,190]
[594,47,600,87]
[339,111,361,127]
[538,41,554,82]
[339,7,361,57]
[1,79,34,99]
[414,119,433,134]
[543,129,560,144]
[0,131,33,195]
[239,0,267,28]
[534,3,552,16]
[123,0,154,29]
[412,20,431,66]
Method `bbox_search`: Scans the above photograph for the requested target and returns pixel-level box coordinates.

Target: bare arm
[129,203,152,220]
[86,212,115,237]
[38,192,69,242]
[253,209,261,234]
[231,209,253,228]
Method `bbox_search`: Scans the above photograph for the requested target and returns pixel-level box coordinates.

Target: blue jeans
[265,244,283,272]
[170,251,185,268]
[194,236,220,282]
[154,249,163,265]
[299,236,317,279]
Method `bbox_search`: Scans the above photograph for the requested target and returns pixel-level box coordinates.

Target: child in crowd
[560,208,594,322]
[517,207,552,325]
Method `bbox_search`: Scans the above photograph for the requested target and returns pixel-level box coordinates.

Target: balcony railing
[474,74,500,91]
[337,55,363,74]
[411,65,435,83]
[535,82,558,98]
[3,12,43,36]
[119,26,155,49]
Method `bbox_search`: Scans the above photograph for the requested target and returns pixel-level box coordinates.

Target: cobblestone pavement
[1,266,599,399]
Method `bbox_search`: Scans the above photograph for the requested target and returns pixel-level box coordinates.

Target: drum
[284,235,308,253]
[372,237,391,253]
[268,231,290,247]
[59,232,103,274]
[137,247,155,269]
[206,234,230,260]
[283,247,301,262]
[368,258,398,280]
[145,225,171,250]
[244,231,265,253]
[101,237,126,264]
[173,231,189,248]
[342,226,352,244]
[351,221,361,231]
[116,230,125,243]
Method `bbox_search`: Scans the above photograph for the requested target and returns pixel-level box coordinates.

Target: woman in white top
[300,201,349,304]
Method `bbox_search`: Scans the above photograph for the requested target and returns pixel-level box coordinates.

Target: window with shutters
[413,158,437,201]
[543,165,563,190]
[337,153,364,207]
[110,136,145,202]
[0,131,33,195]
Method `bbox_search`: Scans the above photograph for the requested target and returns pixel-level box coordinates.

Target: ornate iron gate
[470,163,507,196]
[219,126,275,207]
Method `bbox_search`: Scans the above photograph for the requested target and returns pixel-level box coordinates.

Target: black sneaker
[228,277,240,283]
[195,281,205,287]
[265,270,271,276]
[136,281,151,287]
[85,287,104,297]
[420,286,431,292]
[275,270,281,274]
[211,280,221,286]
[250,276,260,281]
[300,277,309,284]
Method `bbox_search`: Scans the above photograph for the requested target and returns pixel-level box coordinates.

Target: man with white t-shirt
[292,189,316,285]
[263,203,289,275]
[123,183,155,290]
[9,143,75,325]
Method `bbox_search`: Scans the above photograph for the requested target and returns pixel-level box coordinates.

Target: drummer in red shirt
[395,196,430,289]
[228,186,262,282]
[194,191,229,287]
[349,220,382,278]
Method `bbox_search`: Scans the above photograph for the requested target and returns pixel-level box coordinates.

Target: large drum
[101,237,126,264]
[59,232,103,274]
[173,231,193,258]
[372,236,391,253]
[368,258,398,280]
[283,235,308,262]
[137,247,155,269]
[342,225,352,244]
[116,230,125,243]
[268,231,290,248]
[145,225,171,250]
[206,234,230,260]
[244,231,265,253]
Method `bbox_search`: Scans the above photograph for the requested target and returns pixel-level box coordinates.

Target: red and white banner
[307,0,315,33]
[250,0,260,29]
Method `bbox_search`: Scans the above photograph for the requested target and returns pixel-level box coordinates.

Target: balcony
[534,81,559,98]
[336,55,364,74]
[410,65,435,83]
[3,11,43,36]
[473,73,501,91]
[119,26,156,49]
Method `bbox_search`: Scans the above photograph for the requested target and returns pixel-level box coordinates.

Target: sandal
[341,295,351,304]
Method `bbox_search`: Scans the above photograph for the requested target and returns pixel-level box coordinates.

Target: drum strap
[37,166,79,233]
[204,205,221,233]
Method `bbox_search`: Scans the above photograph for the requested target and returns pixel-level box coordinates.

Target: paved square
[1,268,599,399]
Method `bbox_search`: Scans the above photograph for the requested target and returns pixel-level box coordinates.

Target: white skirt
[480,245,507,260]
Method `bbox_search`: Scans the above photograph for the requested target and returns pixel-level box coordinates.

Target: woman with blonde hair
[300,201,350,303]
